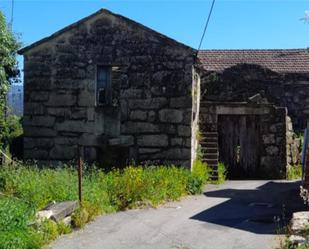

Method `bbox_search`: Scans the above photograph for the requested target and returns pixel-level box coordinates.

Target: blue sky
[0,0,309,76]
[1,0,309,49]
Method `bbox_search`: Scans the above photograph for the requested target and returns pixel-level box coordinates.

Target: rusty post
[77,146,83,206]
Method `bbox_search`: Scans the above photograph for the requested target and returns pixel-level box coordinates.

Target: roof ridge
[19,8,195,54]
[199,48,307,52]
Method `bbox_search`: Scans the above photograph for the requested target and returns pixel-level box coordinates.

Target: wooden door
[218,115,260,179]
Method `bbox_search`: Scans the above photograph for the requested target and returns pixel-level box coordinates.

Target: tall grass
[0,160,213,249]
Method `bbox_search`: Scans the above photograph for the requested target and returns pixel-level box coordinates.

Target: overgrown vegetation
[287,164,302,180]
[278,228,309,249]
[0,10,21,152]
[0,160,215,248]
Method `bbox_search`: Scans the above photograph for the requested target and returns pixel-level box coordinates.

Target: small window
[96,66,112,106]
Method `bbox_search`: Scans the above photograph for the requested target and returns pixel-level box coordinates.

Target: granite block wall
[201,63,309,130]
[21,10,197,168]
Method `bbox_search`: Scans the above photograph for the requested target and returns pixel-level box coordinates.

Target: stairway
[200,131,219,180]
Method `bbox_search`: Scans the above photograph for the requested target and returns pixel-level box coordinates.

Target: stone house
[19,9,308,179]
[198,49,309,178]
[19,9,200,169]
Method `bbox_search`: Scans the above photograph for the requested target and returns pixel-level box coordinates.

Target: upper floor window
[96,65,112,106]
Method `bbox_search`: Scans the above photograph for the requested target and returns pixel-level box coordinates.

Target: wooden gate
[218,115,261,179]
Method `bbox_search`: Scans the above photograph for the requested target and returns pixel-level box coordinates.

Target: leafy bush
[0,197,40,249]
[5,115,23,145]
[187,160,211,194]
[0,10,21,151]
[192,159,211,184]
[287,164,302,180]
[0,198,34,231]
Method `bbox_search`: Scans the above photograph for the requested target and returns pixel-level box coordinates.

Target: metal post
[77,146,83,206]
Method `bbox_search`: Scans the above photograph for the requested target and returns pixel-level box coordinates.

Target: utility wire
[10,0,14,28]
[196,0,216,58]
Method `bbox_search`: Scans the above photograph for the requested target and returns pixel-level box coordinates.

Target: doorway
[218,115,261,179]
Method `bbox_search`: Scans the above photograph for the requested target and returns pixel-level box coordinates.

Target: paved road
[50,180,306,249]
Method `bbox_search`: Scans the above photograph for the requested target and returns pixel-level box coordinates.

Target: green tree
[0,11,20,150]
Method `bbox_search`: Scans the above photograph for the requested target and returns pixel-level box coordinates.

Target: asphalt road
[50,180,306,249]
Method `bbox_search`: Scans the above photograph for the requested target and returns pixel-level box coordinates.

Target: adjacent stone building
[19,9,200,169]
[198,49,307,178]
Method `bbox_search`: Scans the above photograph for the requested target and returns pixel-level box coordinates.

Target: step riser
[202,148,218,154]
[204,154,218,159]
[200,142,218,147]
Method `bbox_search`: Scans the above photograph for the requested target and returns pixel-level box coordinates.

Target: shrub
[287,164,302,180]
[0,229,41,249]
[0,197,40,249]
[0,198,34,231]
[5,115,23,145]
[186,160,211,194]
[192,159,211,184]
[217,162,227,184]
[186,175,203,195]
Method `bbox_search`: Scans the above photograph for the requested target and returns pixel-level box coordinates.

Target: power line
[10,0,14,28]
[196,0,216,57]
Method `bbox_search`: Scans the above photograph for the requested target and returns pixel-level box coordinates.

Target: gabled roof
[18,9,195,54]
[198,49,309,73]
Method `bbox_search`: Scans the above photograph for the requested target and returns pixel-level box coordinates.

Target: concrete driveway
[50,180,306,249]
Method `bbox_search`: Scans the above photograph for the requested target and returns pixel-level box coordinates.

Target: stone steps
[199,130,219,180]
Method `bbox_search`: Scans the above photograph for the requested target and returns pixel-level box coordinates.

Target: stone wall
[22,10,196,168]
[259,106,287,178]
[286,116,301,166]
[199,102,287,179]
[201,64,309,130]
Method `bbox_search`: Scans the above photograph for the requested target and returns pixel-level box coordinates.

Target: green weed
[71,207,89,229]
[287,164,302,180]
[217,162,227,184]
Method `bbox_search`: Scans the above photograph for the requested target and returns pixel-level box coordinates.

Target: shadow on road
[190,181,309,234]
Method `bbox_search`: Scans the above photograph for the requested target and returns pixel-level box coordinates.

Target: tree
[0,10,20,150]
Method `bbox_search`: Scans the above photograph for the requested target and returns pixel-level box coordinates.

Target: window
[96,66,112,106]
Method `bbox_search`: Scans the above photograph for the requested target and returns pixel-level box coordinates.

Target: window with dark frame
[96,65,112,106]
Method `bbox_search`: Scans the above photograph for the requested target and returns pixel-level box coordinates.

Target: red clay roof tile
[197,49,309,73]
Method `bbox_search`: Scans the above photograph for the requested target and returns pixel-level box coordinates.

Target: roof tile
[197,49,309,73]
